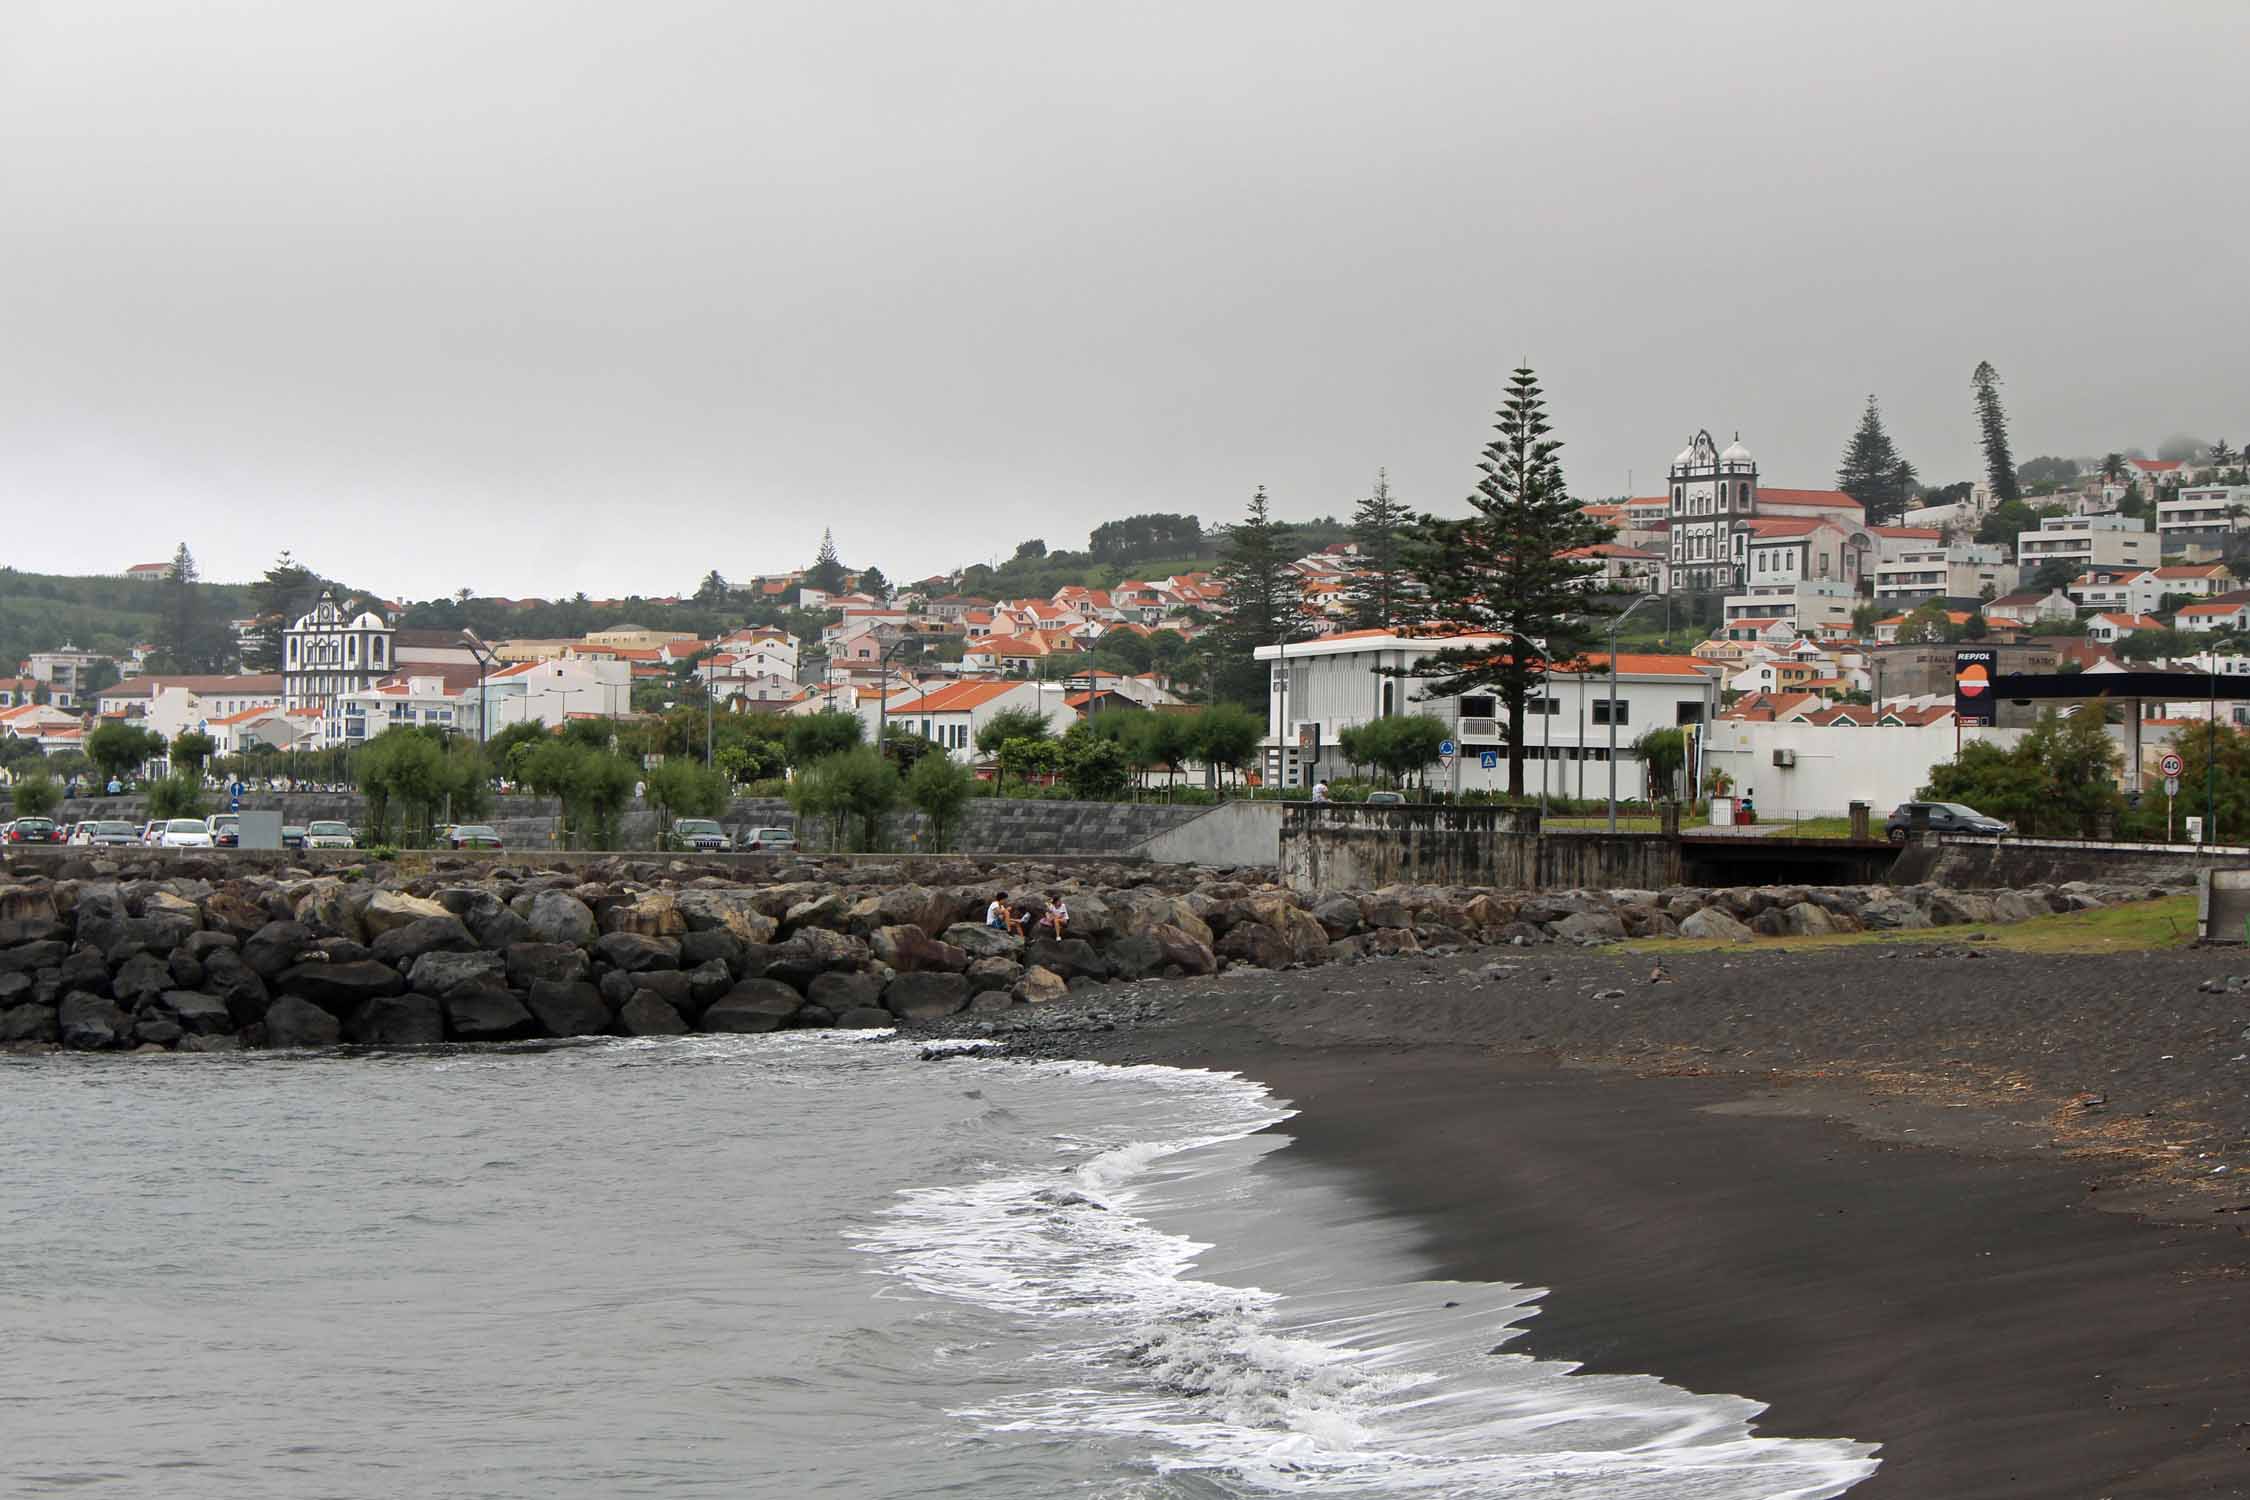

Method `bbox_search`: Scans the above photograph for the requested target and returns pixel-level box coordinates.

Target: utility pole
[1606,594,1659,832]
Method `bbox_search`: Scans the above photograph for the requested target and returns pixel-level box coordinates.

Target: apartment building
[2016,513,2153,573]
[1872,543,2017,605]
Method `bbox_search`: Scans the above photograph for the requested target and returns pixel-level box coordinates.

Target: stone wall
[1279,803,1541,893]
[1920,834,2243,890]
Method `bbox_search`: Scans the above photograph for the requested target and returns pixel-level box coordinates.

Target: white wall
[1702,720,2042,817]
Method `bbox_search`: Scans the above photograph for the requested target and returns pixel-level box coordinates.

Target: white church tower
[1667,430,1759,591]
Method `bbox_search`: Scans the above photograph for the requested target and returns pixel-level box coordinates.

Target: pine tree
[244,551,318,672]
[1395,365,1610,797]
[1206,486,1309,709]
[1835,394,1920,527]
[857,565,890,599]
[805,528,848,594]
[1344,469,1413,630]
[1972,362,2020,503]
[155,543,228,673]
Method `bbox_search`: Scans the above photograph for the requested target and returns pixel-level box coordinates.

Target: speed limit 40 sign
[2159,751,2185,778]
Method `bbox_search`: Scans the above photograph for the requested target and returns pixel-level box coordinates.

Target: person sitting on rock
[1037,893,1069,940]
[986,892,1025,938]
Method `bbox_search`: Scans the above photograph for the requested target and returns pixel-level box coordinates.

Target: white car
[158,818,215,849]
[304,820,357,850]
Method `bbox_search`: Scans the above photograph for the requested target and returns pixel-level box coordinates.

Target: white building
[1720,578,1857,638]
[2158,486,2249,551]
[324,675,483,748]
[2017,514,2153,575]
[282,590,395,710]
[1981,589,2077,629]
[95,675,288,742]
[1255,630,1720,794]
[1659,430,1868,593]
[478,657,632,730]
[24,646,111,710]
[1873,543,2017,605]
[880,679,1067,761]
[2176,600,2250,634]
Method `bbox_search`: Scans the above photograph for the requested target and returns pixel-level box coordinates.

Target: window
[1675,701,1704,724]
[1590,698,1629,725]
[1459,695,1496,719]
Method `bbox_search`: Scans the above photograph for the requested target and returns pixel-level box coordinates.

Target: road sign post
[1439,738,1458,802]
[2166,774,2181,841]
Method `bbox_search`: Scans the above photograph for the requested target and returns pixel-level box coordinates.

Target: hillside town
[4,428,2247,823]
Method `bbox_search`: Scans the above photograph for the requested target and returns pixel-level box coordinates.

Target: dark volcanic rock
[243,921,317,980]
[263,994,342,1048]
[1216,922,1293,969]
[1024,938,1108,981]
[278,960,407,1014]
[201,949,271,1028]
[524,889,597,947]
[347,993,447,1045]
[0,939,68,975]
[156,990,235,1036]
[369,915,477,969]
[58,992,130,1049]
[1,1002,59,1043]
[807,970,885,1012]
[525,979,609,1038]
[617,991,689,1036]
[592,932,680,973]
[408,949,508,998]
[836,1006,894,1029]
[701,979,803,1033]
[112,952,174,1009]
[57,947,112,997]
[884,971,970,1020]
[443,988,536,1041]
[679,928,745,975]
[1105,933,1166,982]
[505,942,590,987]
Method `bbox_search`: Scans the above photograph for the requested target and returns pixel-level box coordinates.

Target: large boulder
[277,960,407,1014]
[201,949,271,1028]
[835,1006,894,1029]
[505,942,591,988]
[112,952,173,1009]
[601,890,687,938]
[263,994,342,1048]
[679,928,745,975]
[674,890,777,945]
[807,970,886,1012]
[444,988,537,1041]
[1751,902,1837,938]
[1106,933,1166,981]
[1991,890,2050,924]
[942,923,1023,960]
[592,932,681,973]
[369,914,477,969]
[525,979,609,1038]
[883,971,970,1020]
[1147,922,1218,976]
[293,881,373,942]
[0,884,62,943]
[61,992,132,1048]
[0,1002,59,1044]
[346,992,446,1045]
[1677,907,1755,944]
[1311,896,1364,939]
[962,956,1023,995]
[1550,910,1627,946]
[1856,894,1930,931]
[782,892,851,935]
[242,920,317,980]
[201,888,270,941]
[870,925,969,974]
[154,990,235,1036]
[361,890,452,938]
[701,979,804,1033]
[525,889,598,947]
[1216,921,1293,969]
[1013,966,1068,1004]
[1023,938,1108,982]
[408,949,508,998]
[617,991,689,1036]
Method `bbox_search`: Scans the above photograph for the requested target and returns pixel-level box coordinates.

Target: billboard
[1953,648,1996,724]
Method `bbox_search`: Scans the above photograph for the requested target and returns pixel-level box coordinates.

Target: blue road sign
[1480,750,1499,770]
[1438,738,1457,758]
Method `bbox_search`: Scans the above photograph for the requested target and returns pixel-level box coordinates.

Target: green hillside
[0,569,256,671]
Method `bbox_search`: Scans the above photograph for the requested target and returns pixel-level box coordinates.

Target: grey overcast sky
[3,1,2245,599]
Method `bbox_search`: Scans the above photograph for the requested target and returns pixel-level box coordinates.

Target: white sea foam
[854,1058,1879,1498]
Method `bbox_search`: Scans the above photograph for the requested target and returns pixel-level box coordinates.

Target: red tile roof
[886,681,1026,715]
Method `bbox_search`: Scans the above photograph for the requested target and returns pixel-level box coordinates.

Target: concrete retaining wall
[1537,833,1682,891]
[1923,834,2248,889]
[1280,804,1540,893]
[1131,800,1284,867]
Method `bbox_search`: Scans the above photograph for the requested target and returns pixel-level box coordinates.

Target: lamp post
[459,631,498,748]
[1607,594,1660,832]
[874,634,923,757]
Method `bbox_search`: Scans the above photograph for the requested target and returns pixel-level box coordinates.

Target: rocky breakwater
[0,865,2175,1054]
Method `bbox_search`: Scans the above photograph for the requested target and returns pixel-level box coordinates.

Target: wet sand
[986,945,2250,1496]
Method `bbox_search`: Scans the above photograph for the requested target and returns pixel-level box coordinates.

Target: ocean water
[0,1036,1876,1498]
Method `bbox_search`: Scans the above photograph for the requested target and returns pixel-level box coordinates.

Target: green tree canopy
[1835,394,1919,527]
[9,770,59,818]
[1921,708,2120,836]
[1344,469,1414,631]
[1205,486,1311,708]
[169,731,216,779]
[645,758,730,842]
[87,721,166,786]
[788,747,899,851]
[1396,365,1611,796]
[1971,361,2020,504]
[905,751,975,850]
[785,710,865,767]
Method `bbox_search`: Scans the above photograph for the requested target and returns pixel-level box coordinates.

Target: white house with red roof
[2085,612,2164,645]
[1981,589,2077,628]
[478,657,630,730]
[2175,599,2250,634]
[882,679,1066,761]
[1250,628,1721,793]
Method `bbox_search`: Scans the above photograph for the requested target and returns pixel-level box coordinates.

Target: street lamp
[875,634,925,756]
[1607,594,1661,832]
[459,631,498,746]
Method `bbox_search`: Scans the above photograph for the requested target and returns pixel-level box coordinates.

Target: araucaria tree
[1971,362,2020,504]
[1207,486,1310,709]
[1397,365,1609,798]
[805,528,848,594]
[1344,469,1413,631]
[1835,395,1919,527]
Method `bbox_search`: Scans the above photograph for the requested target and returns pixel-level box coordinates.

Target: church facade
[282,590,395,710]
[1662,430,1868,594]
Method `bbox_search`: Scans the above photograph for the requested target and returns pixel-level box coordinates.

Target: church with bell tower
[1667,429,1762,592]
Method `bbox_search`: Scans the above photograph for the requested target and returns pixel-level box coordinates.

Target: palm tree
[2101,452,2126,486]
[2209,440,2240,472]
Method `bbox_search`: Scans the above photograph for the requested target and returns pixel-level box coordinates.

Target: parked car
[1363,791,1407,806]
[1883,801,2011,843]
[73,819,143,847]
[4,816,63,844]
[737,826,797,852]
[141,820,165,845]
[206,813,241,848]
[446,824,504,850]
[671,817,730,852]
[281,825,307,850]
[159,818,215,849]
[304,820,357,850]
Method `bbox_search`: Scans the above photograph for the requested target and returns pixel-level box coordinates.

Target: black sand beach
[965,945,2250,1497]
